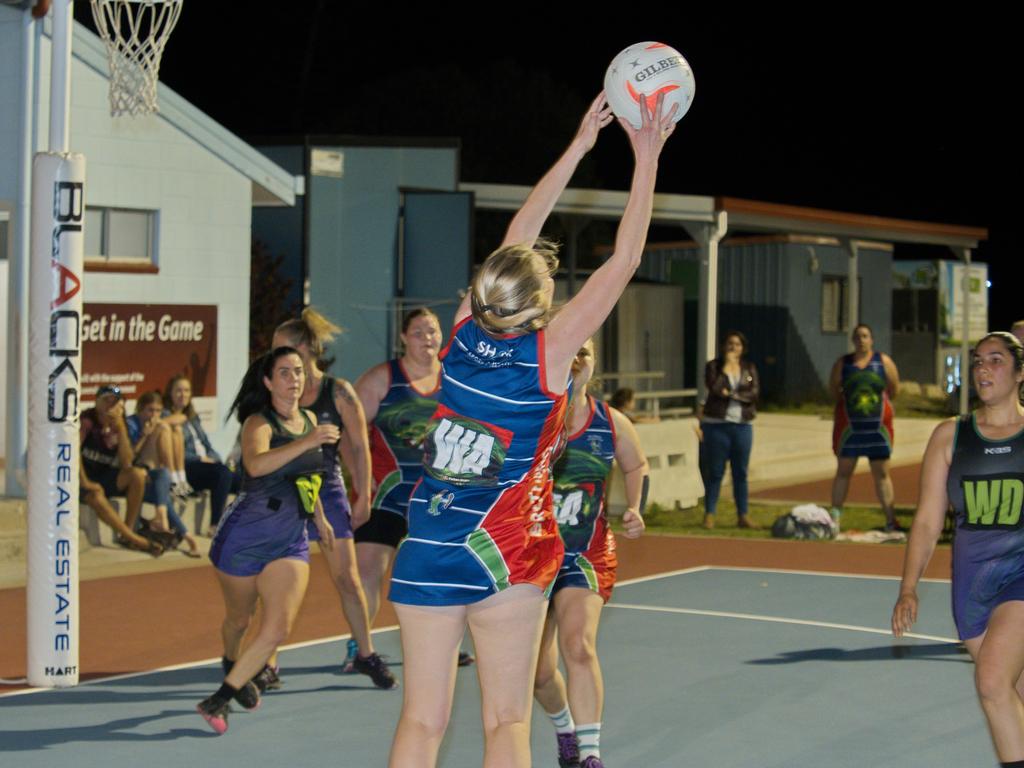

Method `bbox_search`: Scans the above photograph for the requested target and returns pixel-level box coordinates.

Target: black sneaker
[353,652,398,690]
[457,651,475,667]
[556,732,580,767]
[196,694,230,735]
[253,664,282,692]
[233,681,261,710]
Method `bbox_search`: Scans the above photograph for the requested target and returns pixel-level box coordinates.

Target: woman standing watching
[697,331,759,530]
[271,310,396,689]
[533,339,648,768]
[197,347,337,733]
[386,92,676,768]
[829,323,900,531]
[893,332,1024,767]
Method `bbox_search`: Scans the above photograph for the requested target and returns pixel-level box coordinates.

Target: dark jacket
[702,359,759,422]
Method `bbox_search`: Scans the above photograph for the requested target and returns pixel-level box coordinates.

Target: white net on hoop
[90,0,183,117]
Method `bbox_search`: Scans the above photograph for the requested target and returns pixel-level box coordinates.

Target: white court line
[697,564,950,584]
[613,565,712,588]
[616,564,948,586]
[607,602,959,644]
[0,624,401,699]
[0,566,949,698]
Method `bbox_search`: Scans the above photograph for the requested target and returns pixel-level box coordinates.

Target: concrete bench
[79,491,212,547]
[607,417,704,514]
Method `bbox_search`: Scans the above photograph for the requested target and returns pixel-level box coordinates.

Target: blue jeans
[140,467,188,537]
[185,459,240,527]
[701,421,753,516]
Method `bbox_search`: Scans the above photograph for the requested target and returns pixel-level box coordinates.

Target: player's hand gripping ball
[604,42,695,129]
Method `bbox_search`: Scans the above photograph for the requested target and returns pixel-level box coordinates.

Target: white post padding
[27,152,86,688]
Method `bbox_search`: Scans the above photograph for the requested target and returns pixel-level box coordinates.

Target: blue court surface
[1,567,989,767]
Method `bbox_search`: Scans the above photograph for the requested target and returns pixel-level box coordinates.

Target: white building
[0,7,302,492]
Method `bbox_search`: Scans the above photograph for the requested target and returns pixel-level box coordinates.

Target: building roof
[461,184,987,251]
[66,17,302,206]
[716,197,987,249]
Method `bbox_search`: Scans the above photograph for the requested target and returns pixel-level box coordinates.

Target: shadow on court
[0,566,988,768]
[0,709,215,751]
[747,642,970,665]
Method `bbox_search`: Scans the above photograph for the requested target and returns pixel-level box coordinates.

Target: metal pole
[26,0,83,689]
[692,211,728,403]
[847,239,859,343]
[959,248,972,416]
[49,0,73,154]
[5,5,39,496]
[562,215,582,297]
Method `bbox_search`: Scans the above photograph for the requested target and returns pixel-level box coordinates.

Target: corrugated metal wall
[640,237,894,402]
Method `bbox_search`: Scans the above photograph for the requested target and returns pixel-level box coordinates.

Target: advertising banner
[81,303,218,425]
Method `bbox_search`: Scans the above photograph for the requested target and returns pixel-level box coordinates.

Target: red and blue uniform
[551,397,618,602]
[832,352,894,459]
[369,359,442,520]
[389,318,568,606]
[356,360,441,548]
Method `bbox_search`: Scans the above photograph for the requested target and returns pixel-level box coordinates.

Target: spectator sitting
[163,375,240,531]
[609,386,659,423]
[1011,320,1024,345]
[126,391,201,557]
[79,386,162,556]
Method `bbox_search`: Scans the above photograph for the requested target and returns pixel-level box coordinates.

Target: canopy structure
[461,183,988,410]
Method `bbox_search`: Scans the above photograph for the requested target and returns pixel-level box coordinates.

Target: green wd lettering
[999,479,1024,526]
[964,478,1024,527]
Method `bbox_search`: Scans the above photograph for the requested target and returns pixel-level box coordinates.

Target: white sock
[577,722,601,759]
[546,705,575,735]
[174,471,187,486]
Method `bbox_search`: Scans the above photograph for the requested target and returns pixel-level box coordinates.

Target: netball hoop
[89,0,183,116]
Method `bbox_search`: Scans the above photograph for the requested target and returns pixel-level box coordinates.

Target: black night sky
[74,6,1020,327]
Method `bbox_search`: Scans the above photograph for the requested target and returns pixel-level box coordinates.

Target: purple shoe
[580,757,605,768]
[557,732,580,767]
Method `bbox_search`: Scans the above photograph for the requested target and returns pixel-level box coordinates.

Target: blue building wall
[252,145,306,314]
[255,141,460,382]
[308,145,458,380]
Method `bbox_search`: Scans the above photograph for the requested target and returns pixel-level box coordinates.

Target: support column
[959,247,972,416]
[686,211,727,402]
[843,238,860,345]
[5,6,39,495]
[559,215,588,297]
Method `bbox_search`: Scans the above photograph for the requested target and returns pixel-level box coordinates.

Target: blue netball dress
[948,414,1024,640]
[832,352,894,459]
[389,318,569,606]
[368,359,442,522]
[551,397,619,602]
[305,377,353,541]
[210,408,323,576]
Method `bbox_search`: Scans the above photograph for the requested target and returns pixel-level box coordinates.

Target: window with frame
[0,212,9,261]
[84,206,157,272]
[821,276,848,333]
[821,275,865,333]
